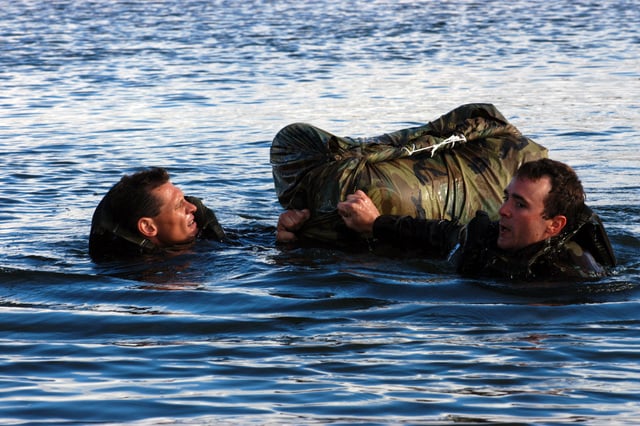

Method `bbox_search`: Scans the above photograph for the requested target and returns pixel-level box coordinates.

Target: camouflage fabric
[271,103,548,244]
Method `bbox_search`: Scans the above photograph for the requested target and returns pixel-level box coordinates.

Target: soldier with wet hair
[89,167,225,261]
[513,158,586,232]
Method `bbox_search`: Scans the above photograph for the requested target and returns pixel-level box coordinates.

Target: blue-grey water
[1,1,639,424]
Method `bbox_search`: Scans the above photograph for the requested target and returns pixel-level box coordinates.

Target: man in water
[89,167,225,261]
[277,159,616,281]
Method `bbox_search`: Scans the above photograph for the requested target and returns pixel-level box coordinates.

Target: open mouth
[188,216,197,229]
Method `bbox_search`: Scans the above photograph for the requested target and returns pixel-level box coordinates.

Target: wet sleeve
[372,215,463,256]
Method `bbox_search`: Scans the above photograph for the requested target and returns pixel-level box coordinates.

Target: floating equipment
[271,103,548,244]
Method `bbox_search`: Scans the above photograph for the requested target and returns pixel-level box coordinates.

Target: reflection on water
[0,0,639,424]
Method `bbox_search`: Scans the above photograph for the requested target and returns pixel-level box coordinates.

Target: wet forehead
[152,181,184,209]
[506,176,551,206]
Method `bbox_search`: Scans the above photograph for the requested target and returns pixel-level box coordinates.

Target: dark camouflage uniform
[271,103,548,244]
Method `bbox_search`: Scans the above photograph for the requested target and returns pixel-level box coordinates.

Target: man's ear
[138,217,158,238]
[547,215,567,237]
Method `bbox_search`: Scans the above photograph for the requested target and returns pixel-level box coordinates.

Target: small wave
[0,266,127,286]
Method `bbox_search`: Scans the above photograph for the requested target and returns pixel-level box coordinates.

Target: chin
[496,239,511,251]
[173,234,197,246]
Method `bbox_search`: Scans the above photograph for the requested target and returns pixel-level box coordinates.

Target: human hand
[276,209,311,242]
[337,190,380,235]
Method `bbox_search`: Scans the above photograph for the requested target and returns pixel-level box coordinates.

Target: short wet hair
[108,167,170,234]
[515,158,586,229]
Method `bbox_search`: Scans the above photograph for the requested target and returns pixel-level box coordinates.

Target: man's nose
[186,200,197,213]
[498,202,510,217]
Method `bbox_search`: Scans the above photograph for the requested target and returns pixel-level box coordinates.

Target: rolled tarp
[271,103,548,244]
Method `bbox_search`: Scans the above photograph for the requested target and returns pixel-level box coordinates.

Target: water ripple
[0,0,639,424]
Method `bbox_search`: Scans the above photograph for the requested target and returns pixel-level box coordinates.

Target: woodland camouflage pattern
[271,103,548,244]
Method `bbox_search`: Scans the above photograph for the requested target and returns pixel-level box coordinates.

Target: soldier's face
[497,176,557,251]
[145,182,199,247]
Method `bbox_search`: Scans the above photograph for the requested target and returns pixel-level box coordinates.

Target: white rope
[402,134,467,157]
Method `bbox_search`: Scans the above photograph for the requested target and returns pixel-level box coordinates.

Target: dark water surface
[1,1,639,424]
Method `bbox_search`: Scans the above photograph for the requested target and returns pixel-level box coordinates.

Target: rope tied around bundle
[402,134,467,157]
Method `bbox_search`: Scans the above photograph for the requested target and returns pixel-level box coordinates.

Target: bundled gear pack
[271,103,548,244]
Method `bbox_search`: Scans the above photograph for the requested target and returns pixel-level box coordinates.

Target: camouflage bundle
[271,103,548,244]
